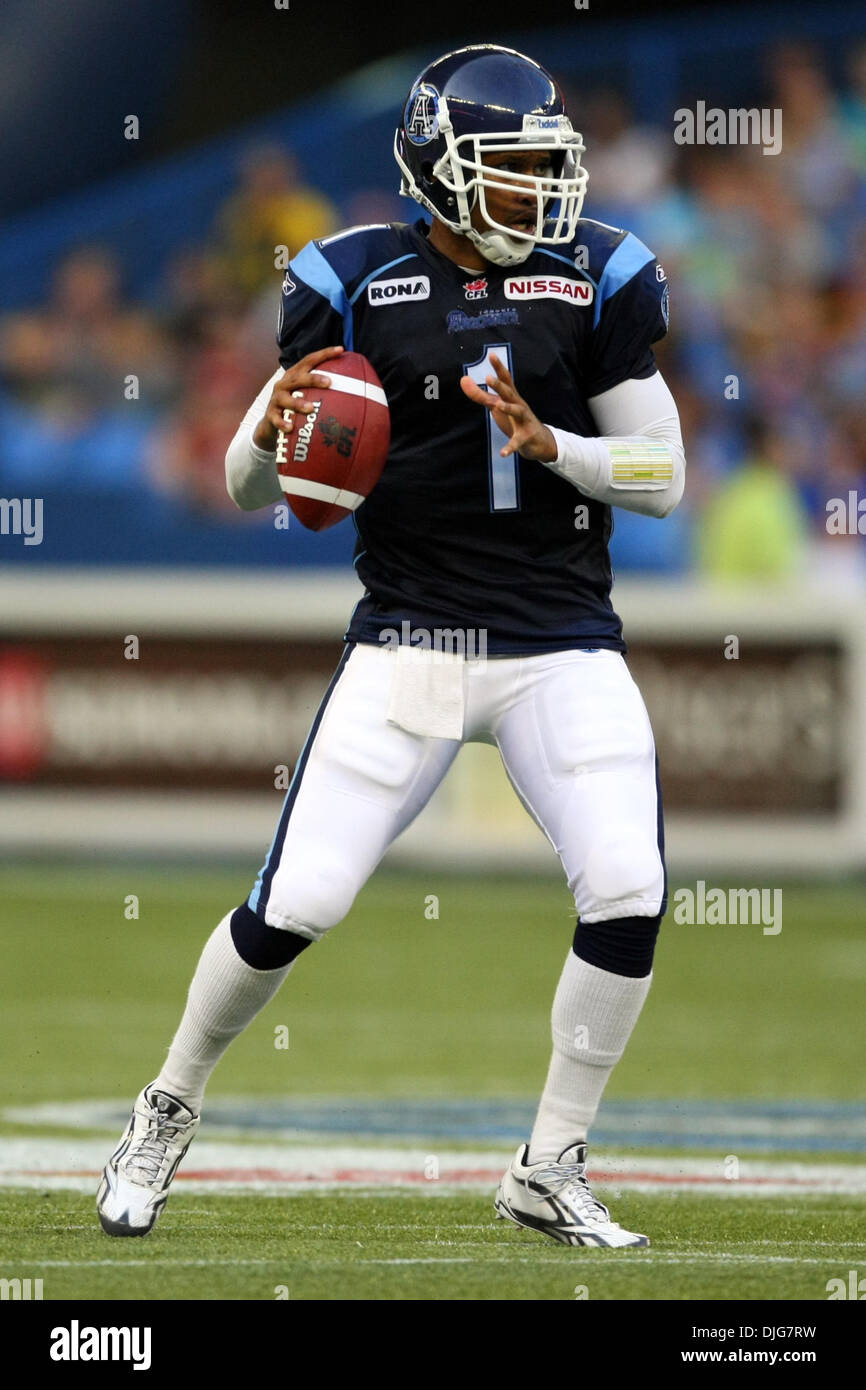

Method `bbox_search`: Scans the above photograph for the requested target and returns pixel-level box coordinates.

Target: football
[275,351,390,530]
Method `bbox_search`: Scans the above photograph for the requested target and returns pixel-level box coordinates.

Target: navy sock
[572,913,662,978]
[230,903,312,970]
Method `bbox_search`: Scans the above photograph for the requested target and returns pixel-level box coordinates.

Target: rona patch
[367,276,430,305]
[504,276,594,304]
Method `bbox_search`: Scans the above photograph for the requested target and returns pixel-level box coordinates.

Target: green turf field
[3,1190,863,1301]
[1,865,864,1300]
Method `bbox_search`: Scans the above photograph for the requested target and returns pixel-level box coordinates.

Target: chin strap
[467,226,535,267]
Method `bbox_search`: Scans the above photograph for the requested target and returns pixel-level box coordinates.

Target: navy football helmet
[394,44,587,267]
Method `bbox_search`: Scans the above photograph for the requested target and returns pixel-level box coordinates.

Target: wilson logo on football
[367,276,430,305]
[292,400,321,464]
[504,277,594,304]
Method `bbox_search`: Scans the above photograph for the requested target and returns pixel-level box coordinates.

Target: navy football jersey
[277,217,669,655]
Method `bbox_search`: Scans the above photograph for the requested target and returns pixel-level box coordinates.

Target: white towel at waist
[386,643,465,740]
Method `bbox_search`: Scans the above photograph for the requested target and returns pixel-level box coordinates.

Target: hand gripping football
[275,352,390,530]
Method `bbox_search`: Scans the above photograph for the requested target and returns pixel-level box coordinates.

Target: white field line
[9,1252,862,1269]
[2,1137,866,1196]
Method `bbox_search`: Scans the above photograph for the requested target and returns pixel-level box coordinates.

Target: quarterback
[98,45,685,1249]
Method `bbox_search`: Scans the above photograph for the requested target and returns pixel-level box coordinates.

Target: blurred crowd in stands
[1,40,865,577]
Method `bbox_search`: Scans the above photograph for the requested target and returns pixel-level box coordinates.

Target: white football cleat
[97,1084,199,1237]
[495,1142,650,1248]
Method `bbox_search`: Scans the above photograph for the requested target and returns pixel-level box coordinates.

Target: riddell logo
[464,277,488,300]
[292,401,321,463]
[504,276,593,304]
[367,276,430,305]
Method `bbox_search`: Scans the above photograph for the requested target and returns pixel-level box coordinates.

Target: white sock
[153,913,295,1113]
[528,952,652,1164]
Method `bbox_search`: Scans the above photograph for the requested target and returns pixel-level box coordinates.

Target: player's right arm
[225,230,353,511]
[224,346,343,511]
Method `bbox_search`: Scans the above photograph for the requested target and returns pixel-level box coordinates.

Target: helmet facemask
[396,99,588,268]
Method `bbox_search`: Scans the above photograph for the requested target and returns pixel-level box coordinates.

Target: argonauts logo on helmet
[406,83,440,145]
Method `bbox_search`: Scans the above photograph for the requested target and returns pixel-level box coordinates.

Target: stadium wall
[1,569,862,874]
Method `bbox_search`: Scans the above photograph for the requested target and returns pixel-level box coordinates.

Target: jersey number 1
[464,343,520,512]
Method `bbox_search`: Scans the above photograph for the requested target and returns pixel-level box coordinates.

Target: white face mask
[396,106,589,266]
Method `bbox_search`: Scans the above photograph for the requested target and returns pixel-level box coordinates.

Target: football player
[98,44,685,1249]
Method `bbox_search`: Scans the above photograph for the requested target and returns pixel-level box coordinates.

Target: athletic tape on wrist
[607,440,674,488]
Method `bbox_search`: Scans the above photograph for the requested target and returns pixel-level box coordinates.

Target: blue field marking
[202,1099,866,1152]
[15,1097,864,1153]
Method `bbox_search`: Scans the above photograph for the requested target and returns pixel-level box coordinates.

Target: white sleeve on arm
[544,370,686,518]
[225,368,286,511]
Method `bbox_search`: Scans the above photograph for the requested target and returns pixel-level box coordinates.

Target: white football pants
[248,642,665,938]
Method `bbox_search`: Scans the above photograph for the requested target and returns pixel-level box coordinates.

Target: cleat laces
[122,1107,185,1186]
[528,1158,612,1225]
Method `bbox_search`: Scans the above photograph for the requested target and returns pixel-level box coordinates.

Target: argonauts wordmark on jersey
[446,307,520,334]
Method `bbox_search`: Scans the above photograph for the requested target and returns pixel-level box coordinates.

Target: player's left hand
[460,353,558,463]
